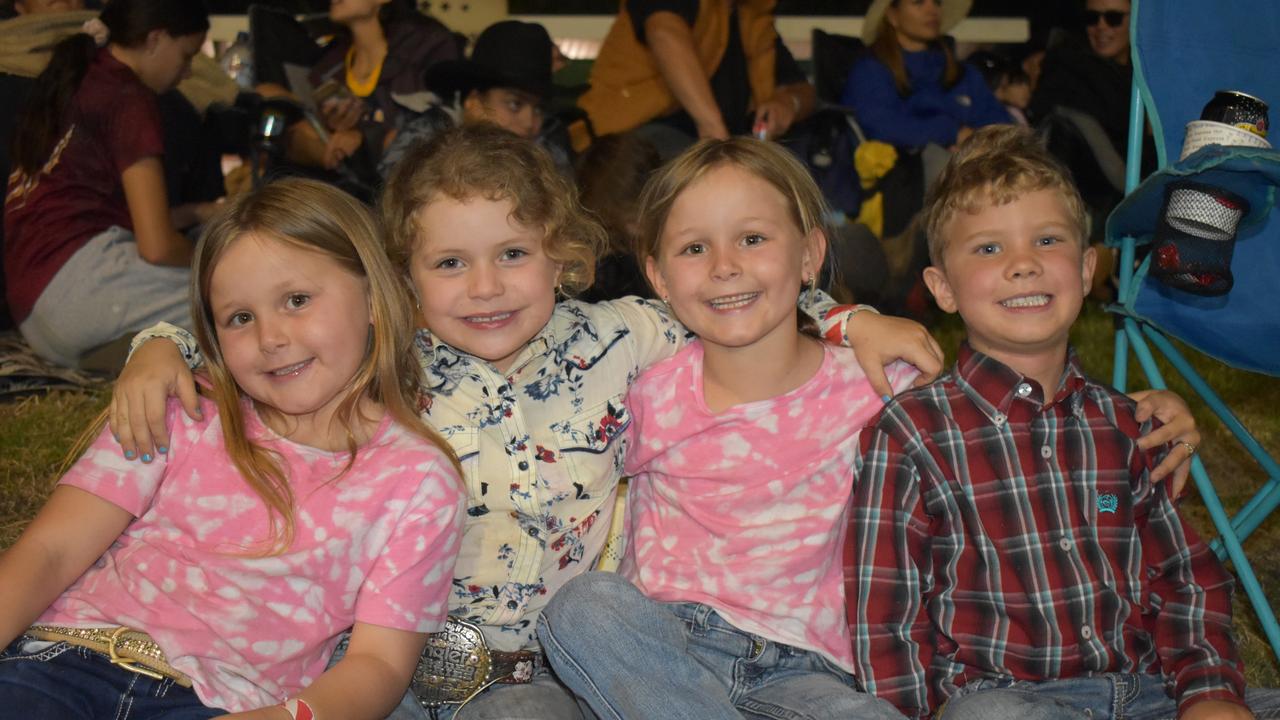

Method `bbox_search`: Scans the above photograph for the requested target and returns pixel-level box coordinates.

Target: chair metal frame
[1108,2,1280,663]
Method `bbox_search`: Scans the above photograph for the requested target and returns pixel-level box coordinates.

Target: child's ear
[644,256,669,302]
[1080,243,1098,296]
[803,227,828,281]
[922,265,959,314]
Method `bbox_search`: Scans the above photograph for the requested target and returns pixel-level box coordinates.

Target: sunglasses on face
[1083,10,1128,27]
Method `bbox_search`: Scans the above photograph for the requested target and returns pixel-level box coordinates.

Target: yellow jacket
[579,0,779,136]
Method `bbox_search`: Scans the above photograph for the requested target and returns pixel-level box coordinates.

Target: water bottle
[220,31,254,89]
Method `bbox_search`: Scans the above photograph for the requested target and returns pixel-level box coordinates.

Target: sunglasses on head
[1083,10,1128,27]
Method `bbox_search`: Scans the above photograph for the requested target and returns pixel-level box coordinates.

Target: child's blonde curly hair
[381,122,605,295]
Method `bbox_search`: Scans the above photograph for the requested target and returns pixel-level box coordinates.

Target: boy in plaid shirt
[846,125,1280,720]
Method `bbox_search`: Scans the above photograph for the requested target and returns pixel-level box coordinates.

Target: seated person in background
[379,20,568,176]
[578,0,816,160]
[574,132,660,302]
[966,49,1030,125]
[841,0,1010,165]
[847,125,1280,720]
[4,0,217,369]
[1029,0,1134,167]
[270,0,459,181]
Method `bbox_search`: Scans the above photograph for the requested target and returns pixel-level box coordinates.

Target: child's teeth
[709,293,757,309]
[1003,294,1050,308]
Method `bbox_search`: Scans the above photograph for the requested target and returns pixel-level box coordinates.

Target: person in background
[842,0,1010,156]
[378,20,573,177]
[575,132,662,302]
[579,0,817,159]
[273,0,459,181]
[4,0,217,369]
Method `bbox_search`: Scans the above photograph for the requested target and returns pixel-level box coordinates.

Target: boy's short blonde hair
[924,125,1090,267]
[381,122,605,294]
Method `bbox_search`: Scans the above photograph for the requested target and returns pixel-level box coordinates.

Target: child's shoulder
[557,296,670,327]
[633,340,699,388]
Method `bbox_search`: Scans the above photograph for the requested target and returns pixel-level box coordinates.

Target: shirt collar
[954,342,1089,422]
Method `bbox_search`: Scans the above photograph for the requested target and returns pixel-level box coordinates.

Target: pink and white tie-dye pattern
[39,397,464,713]
[621,342,916,671]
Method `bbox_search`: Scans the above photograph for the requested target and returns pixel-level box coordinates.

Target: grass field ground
[2,303,1278,684]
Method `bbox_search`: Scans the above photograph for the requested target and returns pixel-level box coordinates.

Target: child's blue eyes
[502,248,529,261]
[435,258,461,270]
[287,293,310,309]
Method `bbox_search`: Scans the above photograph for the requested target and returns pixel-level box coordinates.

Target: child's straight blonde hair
[634,137,834,274]
[923,125,1090,267]
[381,122,605,295]
[191,178,460,554]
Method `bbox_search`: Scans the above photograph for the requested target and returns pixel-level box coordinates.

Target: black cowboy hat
[424,20,553,102]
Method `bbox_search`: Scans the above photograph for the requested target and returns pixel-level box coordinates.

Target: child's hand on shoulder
[845,311,944,400]
[1179,699,1255,720]
[109,339,202,463]
[1130,388,1202,497]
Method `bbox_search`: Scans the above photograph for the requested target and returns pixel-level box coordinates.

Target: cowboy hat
[424,20,553,102]
[861,0,973,45]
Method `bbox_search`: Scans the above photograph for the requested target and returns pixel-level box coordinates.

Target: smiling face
[410,194,561,371]
[886,0,943,51]
[924,188,1096,373]
[645,163,823,355]
[209,232,372,446]
[1085,0,1131,64]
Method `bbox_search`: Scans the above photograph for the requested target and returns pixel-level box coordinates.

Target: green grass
[1,303,1278,685]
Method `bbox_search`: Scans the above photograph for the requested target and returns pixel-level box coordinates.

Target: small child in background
[968,50,1031,126]
[847,125,1280,720]
[536,138,917,720]
[0,179,465,719]
[575,132,662,302]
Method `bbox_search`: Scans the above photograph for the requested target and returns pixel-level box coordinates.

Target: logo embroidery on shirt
[1097,494,1118,514]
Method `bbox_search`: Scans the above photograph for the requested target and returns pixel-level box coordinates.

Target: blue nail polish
[141,453,152,463]
[158,445,168,454]
[124,450,135,459]
[881,395,892,403]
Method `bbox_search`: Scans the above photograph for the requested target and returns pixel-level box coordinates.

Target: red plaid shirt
[845,344,1244,718]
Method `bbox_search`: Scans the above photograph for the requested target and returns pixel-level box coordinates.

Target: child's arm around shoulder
[110,322,205,465]
[848,399,940,719]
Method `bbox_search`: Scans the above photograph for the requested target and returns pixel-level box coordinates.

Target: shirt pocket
[550,395,631,456]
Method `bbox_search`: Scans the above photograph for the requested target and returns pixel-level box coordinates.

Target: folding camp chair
[1107,0,1280,661]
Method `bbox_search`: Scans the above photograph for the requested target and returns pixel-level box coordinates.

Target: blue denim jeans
[940,673,1280,720]
[537,571,906,720]
[328,631,592,720]
[0,637,221,719]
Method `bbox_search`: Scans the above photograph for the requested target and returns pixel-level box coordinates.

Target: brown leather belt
[26,625,192,687]
[409,617,544,710]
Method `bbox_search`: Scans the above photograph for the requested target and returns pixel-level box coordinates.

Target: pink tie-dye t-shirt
[39,397,465,713]
[621,342,917,671]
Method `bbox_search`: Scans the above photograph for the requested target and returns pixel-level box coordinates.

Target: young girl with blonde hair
[0,178,465,719]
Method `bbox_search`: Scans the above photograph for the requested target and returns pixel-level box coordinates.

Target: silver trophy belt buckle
[411,617,493,709]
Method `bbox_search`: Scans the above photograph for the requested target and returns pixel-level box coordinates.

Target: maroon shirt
[4,48,164,324]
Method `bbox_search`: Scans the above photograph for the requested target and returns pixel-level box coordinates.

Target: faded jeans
[537,571,906,720]
[940,673,1280,720]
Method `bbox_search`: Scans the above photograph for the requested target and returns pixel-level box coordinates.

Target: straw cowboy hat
[861,0,973,44]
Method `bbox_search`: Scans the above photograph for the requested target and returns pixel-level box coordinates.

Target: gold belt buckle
[105,627,165,682]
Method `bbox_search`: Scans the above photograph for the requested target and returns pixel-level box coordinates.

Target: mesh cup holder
[1150,180,1249,296]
